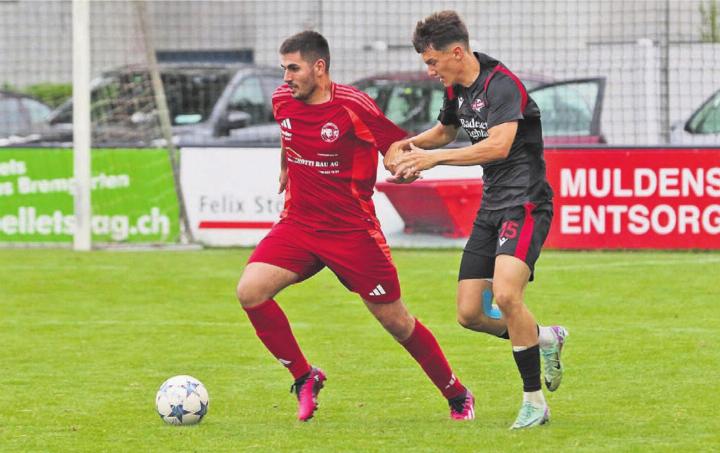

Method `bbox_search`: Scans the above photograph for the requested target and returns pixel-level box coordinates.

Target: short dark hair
[279,30,331,71]
[412,10,470,53]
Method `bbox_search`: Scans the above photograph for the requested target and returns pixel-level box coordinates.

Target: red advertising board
[544,148,720,249]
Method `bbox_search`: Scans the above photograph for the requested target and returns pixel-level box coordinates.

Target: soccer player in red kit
[235,31,474,422]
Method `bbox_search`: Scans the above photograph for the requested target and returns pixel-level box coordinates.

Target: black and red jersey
[438,52,553,210]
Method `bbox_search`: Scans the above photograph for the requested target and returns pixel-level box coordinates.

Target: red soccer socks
[243,299,311,380]
[400,319,466,400]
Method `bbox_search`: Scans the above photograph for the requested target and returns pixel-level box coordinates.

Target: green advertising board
[0,148,179,243]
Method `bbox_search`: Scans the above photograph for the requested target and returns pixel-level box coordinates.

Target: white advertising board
[180,147,481,247]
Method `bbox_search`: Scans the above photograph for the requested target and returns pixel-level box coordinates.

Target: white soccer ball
[155,375,209,425]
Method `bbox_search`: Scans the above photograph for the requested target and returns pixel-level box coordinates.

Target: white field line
[3,255,720,273]
[0,319,313,328]
[541,256,720,271]
[422,255,720,275]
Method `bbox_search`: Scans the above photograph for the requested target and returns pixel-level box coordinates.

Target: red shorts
[248,220,400,303]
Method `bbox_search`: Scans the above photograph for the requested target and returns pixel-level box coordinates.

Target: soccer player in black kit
[386,10,569,429]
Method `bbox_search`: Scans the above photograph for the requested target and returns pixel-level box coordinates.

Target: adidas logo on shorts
[369,284,386,296]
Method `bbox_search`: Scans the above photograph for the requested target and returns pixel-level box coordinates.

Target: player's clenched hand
[386,141,422,184]
[278,168,288,193]
[384,139,412,173]
[393,143,437,180]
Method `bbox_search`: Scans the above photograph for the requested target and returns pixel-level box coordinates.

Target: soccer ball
[155,375,209,425]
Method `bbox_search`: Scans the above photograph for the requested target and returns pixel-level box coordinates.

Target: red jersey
[272,82,406,231]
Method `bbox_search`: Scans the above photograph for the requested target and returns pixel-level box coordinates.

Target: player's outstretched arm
[384,122,459,173]
[394,121,517,178]
[410,122,461,149]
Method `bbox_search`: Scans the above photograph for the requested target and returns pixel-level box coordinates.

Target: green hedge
[2,82,72,108]
[22,83,72,108]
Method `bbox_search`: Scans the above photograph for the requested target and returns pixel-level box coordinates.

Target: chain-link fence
[2,0,720,146]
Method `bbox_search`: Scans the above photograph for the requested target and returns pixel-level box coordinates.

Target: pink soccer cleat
[290,367,326,421]
[448,389,475,420]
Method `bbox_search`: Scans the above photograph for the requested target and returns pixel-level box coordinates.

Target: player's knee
[387,317,413,339]
[456,311,495,333]
[456,307,477,330]
[378,312,414,340]
[492,287,522,314]
[236,280,265,308]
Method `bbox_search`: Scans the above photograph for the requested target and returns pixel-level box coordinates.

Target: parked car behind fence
[352,71,606,146]
[0,91,53,146]
[671,87,720,145]
[40,63,283,147]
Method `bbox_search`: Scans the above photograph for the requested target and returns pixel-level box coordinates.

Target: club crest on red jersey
[472,98,485,111]
[320,122,340,143]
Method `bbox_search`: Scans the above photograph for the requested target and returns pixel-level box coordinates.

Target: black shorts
[458,201,553,282]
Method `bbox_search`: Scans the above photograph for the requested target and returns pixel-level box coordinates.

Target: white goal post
[72,0,91,251]
[71,0,193,250]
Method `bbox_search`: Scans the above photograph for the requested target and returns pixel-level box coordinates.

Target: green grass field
[1,248,719,452]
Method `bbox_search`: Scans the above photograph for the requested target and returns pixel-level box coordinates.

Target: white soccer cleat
[540,326,568,392]
[510,401,550,430]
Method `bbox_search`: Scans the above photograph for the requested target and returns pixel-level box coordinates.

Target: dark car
[0,91,53,146]
[42,63,283,147]
[352,72,606,145]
